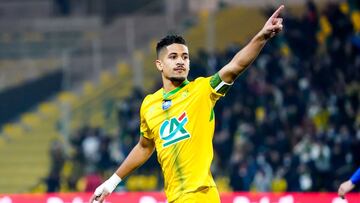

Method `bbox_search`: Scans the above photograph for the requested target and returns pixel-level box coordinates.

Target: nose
[176,59,185,66]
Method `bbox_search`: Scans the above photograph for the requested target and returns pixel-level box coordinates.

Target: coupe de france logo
[159,112,190,147]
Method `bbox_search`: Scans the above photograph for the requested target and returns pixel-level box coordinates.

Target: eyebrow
[168,52,189,56]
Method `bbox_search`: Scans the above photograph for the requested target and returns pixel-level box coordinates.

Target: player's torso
[143,79,215,174]
[141,78,219,201]
[145,81,214,148]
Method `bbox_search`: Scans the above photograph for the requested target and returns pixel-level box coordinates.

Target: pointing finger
[271,5,285,19]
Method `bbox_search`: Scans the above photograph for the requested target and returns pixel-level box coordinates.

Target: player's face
[156,43,190,83]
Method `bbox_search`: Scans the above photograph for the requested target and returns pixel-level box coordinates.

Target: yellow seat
[38,102,60,117]
[2,123,25,138]
[21,113,42,129]
[100,71,113,86]
[57,91,78,106]
[83,81,95,96]
[116,62,131,77]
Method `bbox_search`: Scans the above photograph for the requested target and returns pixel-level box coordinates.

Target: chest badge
[162,99,172,110]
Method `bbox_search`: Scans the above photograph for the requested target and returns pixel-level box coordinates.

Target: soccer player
[90,5,284,203]
[338,167,360,198]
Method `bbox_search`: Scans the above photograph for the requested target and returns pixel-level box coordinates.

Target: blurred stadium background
[0,0,359,202]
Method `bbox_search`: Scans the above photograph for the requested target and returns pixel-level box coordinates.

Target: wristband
[106,173,122,192]
[94,173,122,196]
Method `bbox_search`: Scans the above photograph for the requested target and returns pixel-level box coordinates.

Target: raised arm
[219,5,284,83]
[90,136,155,203]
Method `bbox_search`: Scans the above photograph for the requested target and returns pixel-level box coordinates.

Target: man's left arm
[219,5,284,84]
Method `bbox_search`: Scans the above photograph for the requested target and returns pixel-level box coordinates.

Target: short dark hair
[156,35,186,57]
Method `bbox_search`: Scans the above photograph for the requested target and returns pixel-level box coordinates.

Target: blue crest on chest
[162,100,172,110]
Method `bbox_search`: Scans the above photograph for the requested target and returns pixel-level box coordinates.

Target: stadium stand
[55,0,360,194]
[0,0,359,196]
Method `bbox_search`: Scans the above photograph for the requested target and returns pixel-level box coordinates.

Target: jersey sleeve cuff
[210,73,233,95]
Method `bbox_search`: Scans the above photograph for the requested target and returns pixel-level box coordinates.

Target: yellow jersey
[140,74,231,202]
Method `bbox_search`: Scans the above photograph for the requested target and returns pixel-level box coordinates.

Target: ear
[155,59,163,72]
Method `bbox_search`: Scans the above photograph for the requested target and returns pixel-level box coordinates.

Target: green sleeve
[210,73,232,94]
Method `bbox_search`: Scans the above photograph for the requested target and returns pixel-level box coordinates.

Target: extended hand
[338,180,355,199]
[89,183,110,203]
[261,5,284,40]
[89,173,122,203]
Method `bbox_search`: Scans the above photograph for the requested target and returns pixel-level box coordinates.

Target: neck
[163,78,184,92]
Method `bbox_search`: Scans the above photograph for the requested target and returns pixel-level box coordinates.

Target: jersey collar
[163,80,189,100]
